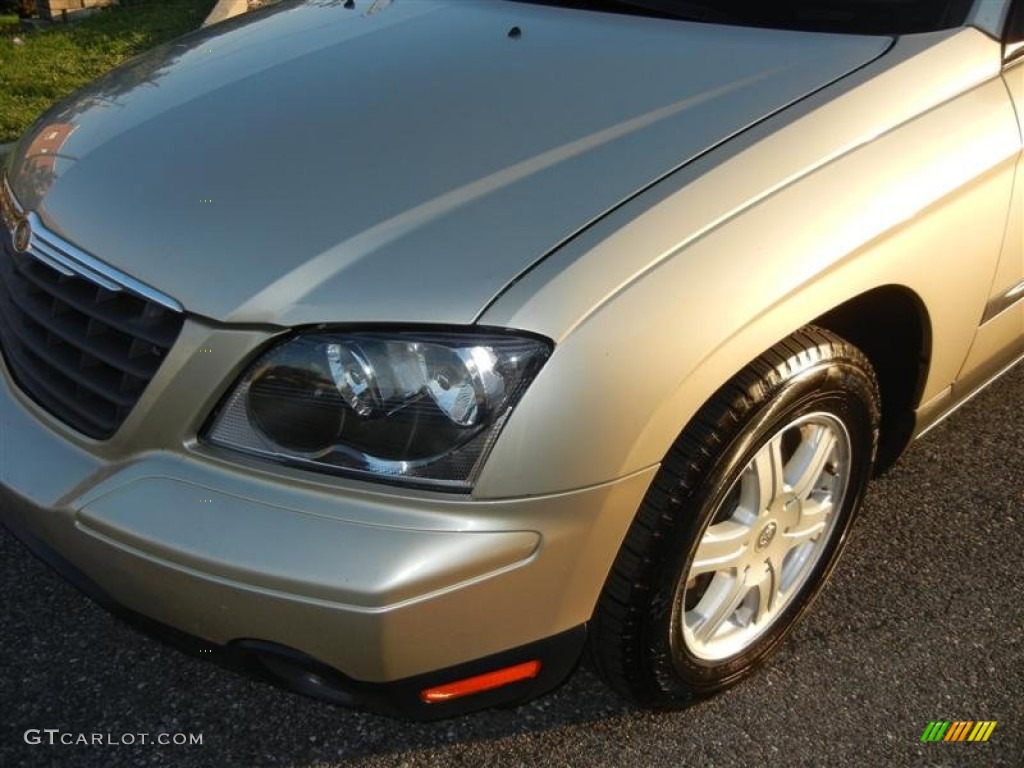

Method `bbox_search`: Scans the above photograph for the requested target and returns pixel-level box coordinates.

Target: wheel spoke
[783,498,832,548]
[690,520,750,576]
[753,559,779,624]
[752,433,786,512]
[694,569,751,642]
[788,426,837,501]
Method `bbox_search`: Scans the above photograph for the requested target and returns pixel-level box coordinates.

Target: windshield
[509,1,976,35]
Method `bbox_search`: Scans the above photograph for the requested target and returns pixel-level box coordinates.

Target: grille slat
[3,309,141,408]
[2,338,121,435]
[0,224,184,439]
[3,265,162,380]
[0,286,121,433]
[11,249,181,348]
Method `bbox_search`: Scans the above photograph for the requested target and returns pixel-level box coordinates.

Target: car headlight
[204,330,552,490]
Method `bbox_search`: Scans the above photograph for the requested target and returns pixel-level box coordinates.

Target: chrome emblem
[755,521,778,550]
[12,216,31,254]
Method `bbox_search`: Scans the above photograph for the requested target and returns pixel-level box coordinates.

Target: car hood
[6,0,889,326]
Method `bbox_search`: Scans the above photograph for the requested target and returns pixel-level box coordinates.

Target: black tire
[589,326,881,707]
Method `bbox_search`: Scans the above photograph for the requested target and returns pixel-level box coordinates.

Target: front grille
[0,224,184,439]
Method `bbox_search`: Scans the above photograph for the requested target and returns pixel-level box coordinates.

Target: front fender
[473,28,1018,499]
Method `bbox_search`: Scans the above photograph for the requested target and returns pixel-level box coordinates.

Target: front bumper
[0,320,657,716]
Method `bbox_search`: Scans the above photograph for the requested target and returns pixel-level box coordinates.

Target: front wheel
[589,327,881,706]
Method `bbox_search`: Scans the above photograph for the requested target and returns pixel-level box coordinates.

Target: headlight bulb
[326,342,381,417]
[418,345,503,426]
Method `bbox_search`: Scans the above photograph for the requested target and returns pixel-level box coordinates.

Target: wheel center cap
[756,521,778,550]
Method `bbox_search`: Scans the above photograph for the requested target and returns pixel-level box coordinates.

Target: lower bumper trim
[1,501,587,720]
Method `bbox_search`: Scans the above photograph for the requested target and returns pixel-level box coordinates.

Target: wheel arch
[475,279,939,498]
[810,285,932,472]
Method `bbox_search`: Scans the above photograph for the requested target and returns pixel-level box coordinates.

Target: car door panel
[955,5,1024,391]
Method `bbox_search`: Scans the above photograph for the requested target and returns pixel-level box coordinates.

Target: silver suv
[1,0,1022,718]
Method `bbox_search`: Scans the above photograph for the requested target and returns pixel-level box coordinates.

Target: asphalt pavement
[2,364,1022,768]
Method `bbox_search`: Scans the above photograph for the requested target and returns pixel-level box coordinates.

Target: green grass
[0,0,217,143]
[0,14,18,36]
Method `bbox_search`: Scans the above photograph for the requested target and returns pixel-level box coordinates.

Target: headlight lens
[204,330,551,490]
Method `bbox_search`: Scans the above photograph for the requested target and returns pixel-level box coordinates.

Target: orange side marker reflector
[420,660,542,703]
